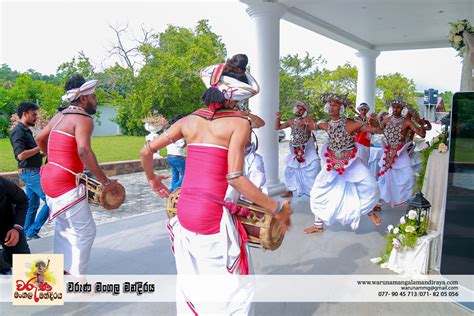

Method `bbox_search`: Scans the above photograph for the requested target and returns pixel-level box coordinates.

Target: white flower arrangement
[399,216,406,225]
[142,114,169,128]
[373,211,430,266]
[407,210,418,220]
[392,238,401,248]
[448,19,474,56]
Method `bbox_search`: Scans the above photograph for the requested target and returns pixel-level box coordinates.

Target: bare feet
[368,211,381,225]
[280,191,293,198]
[304,225,324,234]
[373,204,382,212]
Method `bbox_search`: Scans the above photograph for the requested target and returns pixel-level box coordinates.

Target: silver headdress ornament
[385,97,409,116]
[293,100,311,118]
[321,92,351,115]
[320,92,352,107]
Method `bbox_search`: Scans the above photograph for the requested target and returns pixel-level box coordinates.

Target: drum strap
[47,161,92,197]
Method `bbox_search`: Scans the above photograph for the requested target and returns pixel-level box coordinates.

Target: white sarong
[167,190,254,315]
[378,143,415,207]
[46,184,96,277]
[409,148,422,174]
[310,145,380,230]
[284,139,321,196]
[355,143,370,166]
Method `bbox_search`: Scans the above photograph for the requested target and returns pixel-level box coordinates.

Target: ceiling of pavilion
[242,0,474,51]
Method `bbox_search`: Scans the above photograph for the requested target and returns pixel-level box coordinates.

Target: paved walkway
[2,141,470,315]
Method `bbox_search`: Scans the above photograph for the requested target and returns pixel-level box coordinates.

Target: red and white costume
[167,109,254,315]
[310,118,380,230]
[41,81,98,277]
[378,116,415,206]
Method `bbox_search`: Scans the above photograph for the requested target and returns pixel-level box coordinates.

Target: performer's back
[176,110,249,235]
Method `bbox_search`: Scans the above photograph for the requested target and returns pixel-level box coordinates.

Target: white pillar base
[263,182,287,197]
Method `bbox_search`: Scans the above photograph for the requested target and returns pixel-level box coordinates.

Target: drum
[166,188,285,250]
[77,174,126,210]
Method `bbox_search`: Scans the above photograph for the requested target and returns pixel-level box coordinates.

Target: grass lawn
[0,136,149,172]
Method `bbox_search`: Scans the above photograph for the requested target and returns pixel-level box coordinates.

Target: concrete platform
[1,142,470,315]
[2,200,469,315]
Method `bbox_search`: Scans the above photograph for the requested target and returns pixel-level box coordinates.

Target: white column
[246,3,286,196]
[355,49,380,113]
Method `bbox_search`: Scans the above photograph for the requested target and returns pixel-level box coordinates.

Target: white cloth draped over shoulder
[378,142,415,207]
[284,138,321,196]
[167,186,254,315]
[310,144,380,230]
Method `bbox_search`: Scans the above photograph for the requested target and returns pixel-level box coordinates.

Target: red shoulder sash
[191,108,248,121]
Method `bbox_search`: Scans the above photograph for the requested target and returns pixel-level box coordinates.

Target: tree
[0,64,19,84]
[107,22,158,72]
[115,20,227,135]
[0,73,63,135]
[304,63,358,118]
[376,73,417,112]
[279,52,325,120]
[56,51,95,81]
[439,91,453,111]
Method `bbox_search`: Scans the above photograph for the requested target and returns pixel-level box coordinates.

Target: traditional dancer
[353,102,372,165]
[377,99,428,207]
[277,101,320,198]
[36,74,122,276]
[306,93,382,233]
[404,106,431,174]
[142,78,291,314]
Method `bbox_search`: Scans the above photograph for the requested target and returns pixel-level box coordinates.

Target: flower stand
[383,230,441,276]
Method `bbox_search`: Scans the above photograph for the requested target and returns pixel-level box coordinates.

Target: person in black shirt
[9,102,49,240]
[0,176,31,274]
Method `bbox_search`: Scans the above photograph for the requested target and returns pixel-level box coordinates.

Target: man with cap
[306,93,382,233]
[377,99,428,207]
[36,74,122,277]
[276,101,320,198]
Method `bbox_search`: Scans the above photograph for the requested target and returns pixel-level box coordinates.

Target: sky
[0,0,464,93]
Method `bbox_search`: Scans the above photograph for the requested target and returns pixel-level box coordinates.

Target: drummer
[36,74,123,277]
[141,57,292,314]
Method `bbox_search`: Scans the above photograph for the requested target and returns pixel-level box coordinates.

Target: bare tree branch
[107,22,157,72]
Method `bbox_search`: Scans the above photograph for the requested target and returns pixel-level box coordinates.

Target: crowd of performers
[276,93,431,234]
[2,52,431,314]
